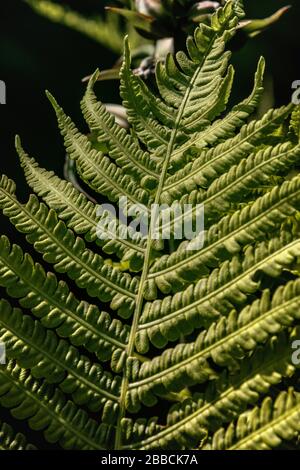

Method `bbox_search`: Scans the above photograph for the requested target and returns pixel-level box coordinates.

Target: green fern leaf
[204,388,300,450]
[122,329,300,449]
[0,174,138,318]
[0,420,36,450]
[18,144,146,271]
[0,235,129,368]
[131,279,300,397]
[0,361,112,449]
[1,1,300,450]
[150,176,300,293]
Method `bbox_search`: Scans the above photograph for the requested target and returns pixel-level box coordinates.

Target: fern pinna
[0,1,300,450]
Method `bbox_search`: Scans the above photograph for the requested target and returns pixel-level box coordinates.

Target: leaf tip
[45,90,60,112]
[88,68,101,87]
[15,135,28,164]
[15,135,23,155]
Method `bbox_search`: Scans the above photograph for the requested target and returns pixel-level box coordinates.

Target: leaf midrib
[115,24,221,450]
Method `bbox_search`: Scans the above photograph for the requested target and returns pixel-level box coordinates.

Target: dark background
[0,0,299,198]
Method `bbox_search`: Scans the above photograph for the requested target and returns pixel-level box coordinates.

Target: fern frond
[131,280,300,397]
[0,361,112,449]
[289,106,300,142]
[149,176,300,293]
[122,56,177,130]
[0,420,36,450]
[123,329,299,449]
[17,145,146,271]
[0,175,137,318]
[181,56,265,151]
[204,388,300,450]
[80,78,160,191]
[161,142,300,230]
[120,47,264,160]
[163,104,292,202]
[139,232,300,347]
[120,40,172,152]
[45,96,152,207]
[167,19,236,125]
[118,0,239,170]
[155,141,300,241]
[0,299,121,420]
[1,0,300,451]
[0,235,129,368]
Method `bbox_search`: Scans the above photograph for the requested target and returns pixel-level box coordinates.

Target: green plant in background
[24,0,290,81]
[1,1,300,450]
[0,421,36,450]
[24,0,126,54]
[111,0,290,41]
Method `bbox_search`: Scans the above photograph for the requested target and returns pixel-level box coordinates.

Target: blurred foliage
[25,0,125,53]
[23,0,291,81]
[0,0,299,194]
[24,0,145,53]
